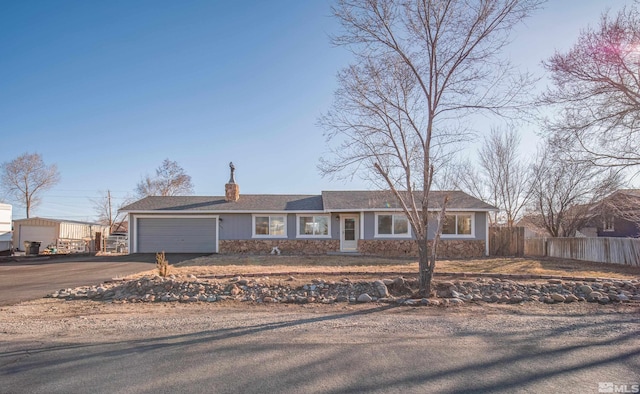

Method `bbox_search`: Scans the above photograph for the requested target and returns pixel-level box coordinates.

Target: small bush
[156,251,169,277]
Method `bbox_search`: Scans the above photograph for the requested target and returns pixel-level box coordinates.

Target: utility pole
[107,190,112,232]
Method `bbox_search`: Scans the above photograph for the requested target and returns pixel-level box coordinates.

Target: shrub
[156,251,169,277]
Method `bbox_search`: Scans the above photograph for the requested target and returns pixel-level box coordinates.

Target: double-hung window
[441,213,473,237]
[297,215,330,237]
[253,215,286,237]
[375,213,410,237]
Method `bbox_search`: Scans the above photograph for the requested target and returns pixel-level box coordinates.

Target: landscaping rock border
[48,274,640,307]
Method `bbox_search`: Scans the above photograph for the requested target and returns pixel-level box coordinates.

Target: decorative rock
[373,280,390,298]
[586,291,603,302]
[598,297,611,304]
[48,273,640,307]
[578,285,593,295]
[357,293,373,303]
[615,294,629,302]
[564,294,579,303]
[509,295,523,303]
[448,298,464,306]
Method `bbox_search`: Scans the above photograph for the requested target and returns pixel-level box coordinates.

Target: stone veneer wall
[219,239,485,258]
[357,239,486,258]
[219,239,340,255]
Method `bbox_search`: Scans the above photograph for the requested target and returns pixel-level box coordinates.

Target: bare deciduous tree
[320,0,541,296]
[0,153,60,218]
[529,143,621,237]
[480,128,532,226]
[92,190,134,233]
[453,128,532,227]
[543,5,640,171]
[136,159,194,198]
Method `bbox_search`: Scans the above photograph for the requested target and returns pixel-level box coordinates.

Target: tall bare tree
[320,0,541,295]
[454,128,532,227]
[0,153,60,218]
[92,190,134,232]
[543,5,640,171]
[479,128,532,226]
[136,159,194,198]
[529,142,621,237]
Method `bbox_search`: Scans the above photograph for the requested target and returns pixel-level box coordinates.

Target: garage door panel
[137,217,217,253]
[18,226,56,250]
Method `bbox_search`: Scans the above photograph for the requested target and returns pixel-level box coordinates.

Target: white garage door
[137,217,217,253]
[17,225,56,250]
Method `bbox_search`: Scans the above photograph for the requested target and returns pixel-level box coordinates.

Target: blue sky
[0,0,633,221]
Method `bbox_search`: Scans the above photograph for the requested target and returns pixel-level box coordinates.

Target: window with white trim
[253,215,286,237]
[441,213,473,236]
[297,215,330,237]
[375,213,410,237]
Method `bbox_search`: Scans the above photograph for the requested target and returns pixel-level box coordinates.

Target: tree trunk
[417,238,433,297]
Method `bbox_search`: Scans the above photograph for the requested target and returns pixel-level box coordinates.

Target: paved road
[0,254,206,306]
[0,304,638,394]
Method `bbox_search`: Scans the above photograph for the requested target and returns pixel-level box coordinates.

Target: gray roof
[321,190,497,211]
[12,217,107,226]
[120,195,323,212]
[121,190,497,212]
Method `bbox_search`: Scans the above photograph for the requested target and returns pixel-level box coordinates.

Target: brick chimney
[225,162,239,202]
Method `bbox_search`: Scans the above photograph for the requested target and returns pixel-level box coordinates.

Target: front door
[340,215,359,252]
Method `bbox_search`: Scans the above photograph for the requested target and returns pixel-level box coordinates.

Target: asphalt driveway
[0,253,208,306]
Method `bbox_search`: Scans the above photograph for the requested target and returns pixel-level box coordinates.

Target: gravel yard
[1,254,639,393]
[1,297,638,343]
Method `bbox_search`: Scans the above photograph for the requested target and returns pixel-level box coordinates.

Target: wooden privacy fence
[489,226,525,256]
[524,237,640,266]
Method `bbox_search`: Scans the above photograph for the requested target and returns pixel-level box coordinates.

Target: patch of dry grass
[125,254,640,280]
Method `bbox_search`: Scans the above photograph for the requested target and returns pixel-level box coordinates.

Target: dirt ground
[1,254,638,345]
[128,254,640,281]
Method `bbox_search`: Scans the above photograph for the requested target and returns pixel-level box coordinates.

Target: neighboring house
[0,203,12,255]
[111,221,128,234]
[579,189,640,238]
[13,218,109,253]
[517,215,548,239]
[121,173,497,258]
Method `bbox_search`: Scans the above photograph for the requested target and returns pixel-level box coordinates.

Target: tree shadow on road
[1,304,639,393]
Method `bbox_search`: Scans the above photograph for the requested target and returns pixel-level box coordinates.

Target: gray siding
[219,214,252,240]
[137,217,217,253]
[363,212,375,239]
[331,215,340,239]
[287,214,296,239]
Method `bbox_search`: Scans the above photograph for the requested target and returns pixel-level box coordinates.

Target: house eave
[123,209,327,215]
